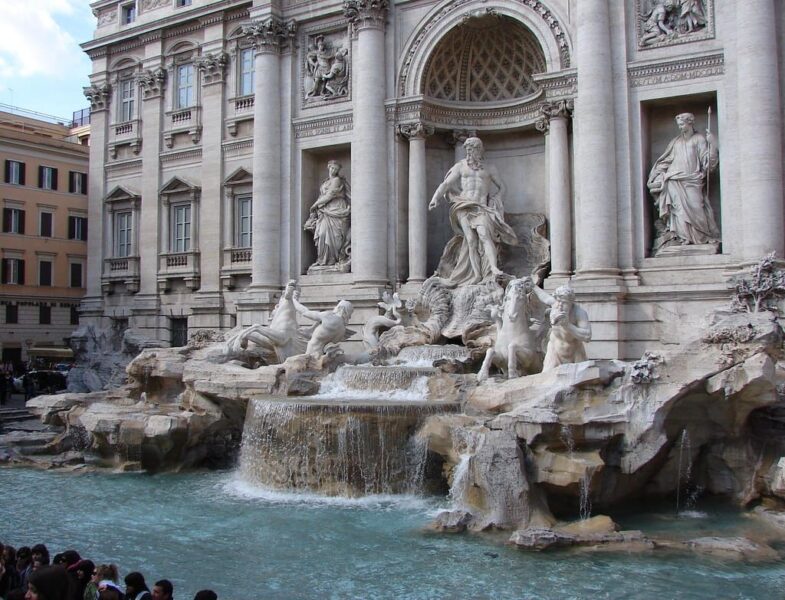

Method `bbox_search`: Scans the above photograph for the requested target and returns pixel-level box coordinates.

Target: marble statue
[430,137,518,285]
[647,112,719,252]
[223,280,304,364]
[362,292,403,350]
[304,160,351,273]
[530,284,591,370]
[477,277,543,382]
[305,36,349,100]
[293,293,354,356]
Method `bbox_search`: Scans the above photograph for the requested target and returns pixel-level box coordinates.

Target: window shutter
[18,260,25,285]
[51,168,58,191]
[68,216,75,239]
[81,173,87,193]
[19,163,25,185]
[83,218,88,241]
[68,172,75,193]
[18,210,25,235]
[3,160,9,183]
[41,213,52,237]
[1,259,6,283]
[38,166,44,188]
[2,208,10,233]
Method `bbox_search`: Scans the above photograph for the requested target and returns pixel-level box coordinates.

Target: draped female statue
[304,160,351,273]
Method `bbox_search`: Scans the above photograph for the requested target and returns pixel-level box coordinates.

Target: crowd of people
[0,542,217,600]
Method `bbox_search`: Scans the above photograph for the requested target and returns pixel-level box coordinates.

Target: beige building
[0,110,89,368]
[80,0,784,358]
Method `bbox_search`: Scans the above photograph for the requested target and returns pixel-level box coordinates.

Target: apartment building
[0,110,89,368]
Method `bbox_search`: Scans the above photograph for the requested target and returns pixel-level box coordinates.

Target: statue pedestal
[654,243,719,258]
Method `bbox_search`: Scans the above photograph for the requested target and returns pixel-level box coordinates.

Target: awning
[28,347,74,359]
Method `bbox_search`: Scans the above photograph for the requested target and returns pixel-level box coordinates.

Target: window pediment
[105,185,140,203]
[224,167,252,187]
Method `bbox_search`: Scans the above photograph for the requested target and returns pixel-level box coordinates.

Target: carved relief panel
[302,30,351,106]
[637,0,714,49]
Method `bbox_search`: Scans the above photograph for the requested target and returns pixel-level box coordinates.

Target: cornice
[628,51,724,88]
[293,111,353,139]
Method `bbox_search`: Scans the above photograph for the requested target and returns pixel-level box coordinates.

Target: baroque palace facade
[81,0,784,359]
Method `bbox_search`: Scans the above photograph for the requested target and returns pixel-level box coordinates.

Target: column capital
[136,68,167,100]
[397,121,434,141]
[83,82,111,112]
[195,52,229,86]
[343,0,389,31]
[536,99,573,133]
[242,17,297,54]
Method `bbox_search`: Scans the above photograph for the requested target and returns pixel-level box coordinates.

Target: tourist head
[152,579,174,600]
[26,565,72,600]
[31,544,49,566]
[75,560,94,584]
[193,591,217,600]
[675,112,695,133]
[59,550,80,569]
[93,563,120,584]
[17,546,32,566]
[3,544,16,565]
[124,571,150,596]
[97,586,123,600]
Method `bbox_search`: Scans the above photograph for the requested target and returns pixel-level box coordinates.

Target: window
[4,160,25,185]
[68,216,88,241]
[2,258,25,285]
[122,3,136,24]
[2,208,25,234]
[176,0,192,6]
[69,171,88,195]
[236,196,252,247]
[39,212,53,238]
[70,306,79,326]
[171,318,188,347]
[38,166,58,191]
[69,263,83,288]
[39,305,51,325]
[120,79,135,122]
[240,48,255,96]
[171,204,191,252]
[176,64,195,109]
[115,211,133,257]
[39,260,52,286]
[5,304,18,324]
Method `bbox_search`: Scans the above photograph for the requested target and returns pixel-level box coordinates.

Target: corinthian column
[737,0,784,259]
[574,0,619,279]
[344,0,389,286]
[242,18,296,291]
[398,122,434,283]
[536,100,573,279]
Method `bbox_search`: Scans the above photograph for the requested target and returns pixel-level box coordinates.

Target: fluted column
[574,0,618,278]
[537,100,574,278]
[737,0,784,259]
[243,18,296,291]
[398,122,434,283]
[344,0,389,286]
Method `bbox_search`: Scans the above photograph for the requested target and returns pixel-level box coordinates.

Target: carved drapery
[242,18,297,54]
[84,83,111,112]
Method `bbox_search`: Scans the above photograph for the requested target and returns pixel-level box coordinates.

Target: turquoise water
[1,468,783,600]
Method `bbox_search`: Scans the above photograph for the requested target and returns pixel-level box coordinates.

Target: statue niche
[304,160,351,274]
[304,34,349,102]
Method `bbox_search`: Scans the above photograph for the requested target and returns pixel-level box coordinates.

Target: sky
[0,0,95,121]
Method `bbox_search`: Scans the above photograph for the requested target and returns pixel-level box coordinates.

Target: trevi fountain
[3,0,785,598]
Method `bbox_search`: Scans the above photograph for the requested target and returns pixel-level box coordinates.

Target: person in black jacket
[124,572,152,600]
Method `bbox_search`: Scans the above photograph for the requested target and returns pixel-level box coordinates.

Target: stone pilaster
[243,17,296,292]
[344,0,390,286]
[573,0,619,280]
[537,100,573,279]
[737,0,784,259]
[81,82,111,315]
[398,122,434,283]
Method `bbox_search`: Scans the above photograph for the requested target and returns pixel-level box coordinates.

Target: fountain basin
[239,397,458,496]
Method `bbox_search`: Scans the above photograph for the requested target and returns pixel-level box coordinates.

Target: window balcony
[226,95,254,137]
[109,119,142,159]
[101,255,140,294]
[220,247,251,288]
[164,106,202,148]
[158,250,200,291]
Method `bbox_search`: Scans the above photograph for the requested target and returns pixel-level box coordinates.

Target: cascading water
[579,467,594,521]
[395,344,473,367]
[448,454,472,509]
[676,429,692,513]
[316,365,433,401]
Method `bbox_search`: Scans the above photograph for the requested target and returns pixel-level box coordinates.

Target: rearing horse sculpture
[477,278,543,382]
[223,280,305,364]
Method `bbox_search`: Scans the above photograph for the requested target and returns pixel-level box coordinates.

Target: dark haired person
[151,580,173,600]
[124,572,152,600]
[26,565,72,600]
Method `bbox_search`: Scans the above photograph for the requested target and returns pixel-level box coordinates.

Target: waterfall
[239,399,454,496]
[579,467,594,521]
[316,365,433,401]
[395,344,472,367]
[448,453,472,509]
[676,429,692,513]
[560,424,575,457]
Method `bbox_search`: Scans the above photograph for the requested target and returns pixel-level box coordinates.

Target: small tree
[730,252,785,313]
